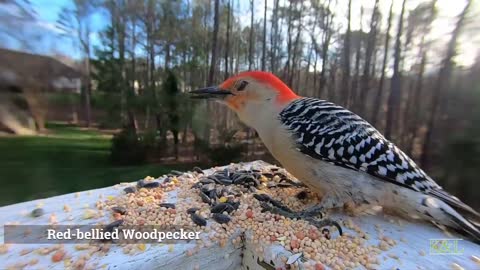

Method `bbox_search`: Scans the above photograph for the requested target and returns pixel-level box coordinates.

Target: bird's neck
[237,99,290,131]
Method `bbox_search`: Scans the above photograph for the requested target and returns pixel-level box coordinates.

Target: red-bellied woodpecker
[191,71,480,241]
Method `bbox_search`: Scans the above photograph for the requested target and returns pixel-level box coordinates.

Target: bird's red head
[216,71,299,111]
[189,71,299,126]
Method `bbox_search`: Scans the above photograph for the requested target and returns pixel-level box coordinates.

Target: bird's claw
[299,205,325,219]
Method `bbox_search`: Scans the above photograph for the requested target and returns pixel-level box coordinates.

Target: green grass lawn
[0,123,188,206]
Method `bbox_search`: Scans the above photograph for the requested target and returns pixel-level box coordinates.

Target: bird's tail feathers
[423,195,480,243]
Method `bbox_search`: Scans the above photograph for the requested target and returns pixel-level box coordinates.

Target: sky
[29,0,106,57]
[1,0,479,67]
[0,0,106,58]
[243,0,480,68]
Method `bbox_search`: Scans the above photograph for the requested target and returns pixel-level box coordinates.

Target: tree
[358,0,380,116]
[341,0,352,106]
[421,0,472,167]
[261,0,267,71]
[224,0,231,79]
[402,0,437,154]
[208,0,220,86]
[248,0,254,71]
[384,0,407,140]
[270,0,280,73]
[318,0,334,97]
[371,0,394,127]
[162,70,180,159]
[351,7,364,110]
[57,0,95,127]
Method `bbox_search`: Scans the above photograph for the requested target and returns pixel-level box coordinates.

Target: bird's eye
[237,80,249,91]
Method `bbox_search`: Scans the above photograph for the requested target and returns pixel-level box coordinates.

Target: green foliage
[141,129,163,149]
[207,143,245,165]
[92,27,122,94]
[110,128,147,165]
[439,79,480,208]
[194,126,245,165]
[161,70,180,135]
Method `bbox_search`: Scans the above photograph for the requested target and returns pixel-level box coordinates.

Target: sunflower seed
[31,208,44,217]
[191,182,202,189]
[210,203,235,214]
[137,179,160,188]
[208,189,218,199]
[228,201,240,210]
[199,178,215,184]
[215,177,233,185]
[212,213,231,224]
[192,167,204,174]
[199,191,212,204]
[111,206,127,215]
[187,208,199,214]
[253,193,270,202]
[124,186,136,194]
[170,170,183,176]
[159,203,175,209]
[104,219,124,232]
[142,181,160,189]
[191,213,207,226]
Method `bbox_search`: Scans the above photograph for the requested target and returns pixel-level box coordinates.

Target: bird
[190,71,480,241]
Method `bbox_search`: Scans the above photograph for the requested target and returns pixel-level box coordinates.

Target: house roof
[0,48,82,88]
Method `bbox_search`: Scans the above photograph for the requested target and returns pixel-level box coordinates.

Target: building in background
[0,48,83,134]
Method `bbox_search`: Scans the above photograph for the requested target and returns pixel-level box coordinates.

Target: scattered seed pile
[93,163,399,270]
[7,163,476,270]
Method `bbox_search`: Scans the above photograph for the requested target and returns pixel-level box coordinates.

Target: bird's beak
[189,86,234,99]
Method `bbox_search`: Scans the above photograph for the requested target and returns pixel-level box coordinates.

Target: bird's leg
[299,193,340,218]
[253,193,343,236]
[299,193,344,236]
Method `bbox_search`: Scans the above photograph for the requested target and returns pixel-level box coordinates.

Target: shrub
[207,143,246,165]
[110,128,147,165]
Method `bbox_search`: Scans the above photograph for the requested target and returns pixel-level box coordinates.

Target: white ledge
[0,161,479,270]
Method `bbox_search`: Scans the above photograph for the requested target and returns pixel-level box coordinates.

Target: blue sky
[2,0,478,67]
[0,0,107,58]
[31,0,107,58]
[3,0,249,59]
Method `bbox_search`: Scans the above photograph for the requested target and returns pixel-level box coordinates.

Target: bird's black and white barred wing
[279,97,442,192]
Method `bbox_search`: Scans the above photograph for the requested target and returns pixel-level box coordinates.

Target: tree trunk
[289,10,302,87]
[359,0,379,116]
[208,0,219,87]
[319,0,333,97]
[270,0,279,73]
[405,50,426,155]
[205,0,219,147]
[420,0,472,167]
[129,18,138,132]
[84,57,92,128]
[351,7,363,109]
[371,0,394,128]
[224,0,231,80]
[248,0,254,71]
[261,0,267,71]
[341,0,352,106]
[384,0,406,140]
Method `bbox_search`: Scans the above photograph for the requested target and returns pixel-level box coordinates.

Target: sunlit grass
[0,123,187,206]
